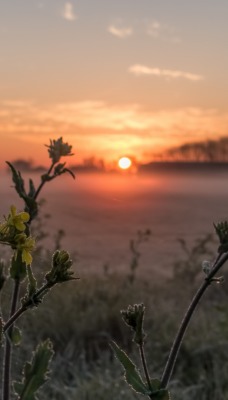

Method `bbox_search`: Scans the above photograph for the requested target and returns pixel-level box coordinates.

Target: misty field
[1,168,228,276]
[1,165,228,399]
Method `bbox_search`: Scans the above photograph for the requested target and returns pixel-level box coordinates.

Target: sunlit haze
[1,1,228,167]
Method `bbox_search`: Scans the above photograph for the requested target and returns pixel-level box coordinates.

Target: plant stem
[33,162,55,201]
[160,252,228,388]
[2,278,20,400]
[139,343,152,392]
[3,282,51,333]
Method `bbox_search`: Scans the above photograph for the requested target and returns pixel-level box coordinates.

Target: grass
[1,244,228,400]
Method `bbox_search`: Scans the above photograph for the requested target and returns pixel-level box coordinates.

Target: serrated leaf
[110,340,149,395]
[14,339,54,400]
[28,179,36,198]
[6,162,26,198]
[11,326,22,346]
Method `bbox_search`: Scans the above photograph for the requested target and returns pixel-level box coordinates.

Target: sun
[118,156,132,170]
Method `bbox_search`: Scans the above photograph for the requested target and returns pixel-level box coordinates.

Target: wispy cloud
[1,100,227,138]
[146,20,181,43]
[2,100,228,162]
[129,64,204,81]
[146,20,162,38]
[62,2,77,21]
[108,24,133,38]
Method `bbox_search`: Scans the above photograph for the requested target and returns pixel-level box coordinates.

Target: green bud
[214,221,228,253]
[121,304,146,345]
[45,250,77,285]
[45,137,74,164]
[202,260,212,276]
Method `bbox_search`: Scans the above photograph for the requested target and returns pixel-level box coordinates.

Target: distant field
[1,170,228,277]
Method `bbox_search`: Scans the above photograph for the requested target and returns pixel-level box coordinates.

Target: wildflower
[7,205,30,232]
[15,233,35,265]
[45,137,74,164]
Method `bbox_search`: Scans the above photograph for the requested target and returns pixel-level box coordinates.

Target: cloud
[129,64,204,81]
[146,20,181,43]
[62,2,77,21]
[146,20,162,38]
[2,99,228,164]
[108,24,133,38]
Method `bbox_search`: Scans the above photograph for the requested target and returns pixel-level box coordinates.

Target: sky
[1,0,228,167]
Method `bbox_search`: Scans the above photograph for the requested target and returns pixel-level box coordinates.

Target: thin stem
[33,162,55,201]
[139,343,152,392]
[160,252,228,389]
[4,282,51,333]
[2,278,20,400]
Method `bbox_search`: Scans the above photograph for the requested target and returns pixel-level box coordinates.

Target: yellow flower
[15,234,35,265]
[8,205,30,231]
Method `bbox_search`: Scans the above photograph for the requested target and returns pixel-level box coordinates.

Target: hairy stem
[161,252,228,388]
[3,282,51,333]
[2,278,20,400]
[139,343,152,393]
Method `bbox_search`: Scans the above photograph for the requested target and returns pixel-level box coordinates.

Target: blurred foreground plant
[0,137,77,400]
[112,221,228,398]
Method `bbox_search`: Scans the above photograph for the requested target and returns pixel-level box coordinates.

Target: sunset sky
[1,0,228,167]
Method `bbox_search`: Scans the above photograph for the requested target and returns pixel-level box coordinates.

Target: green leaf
[110,340,149,395]
[6,161,26,199]
[28,179,36,198]
[6,161,38,219]
[153,389,171,400]
[11,326,22,346]
[14,339,54,400]
[149,379,171,400]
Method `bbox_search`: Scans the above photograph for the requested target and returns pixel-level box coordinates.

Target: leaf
[149,379,171,400]
[6,162,38,219]
[6,162,26,199]
[11,326,22,346]
[110,340,149,395]
[153,389,171,400]
[14,339,54,400]
[28,179,36,198]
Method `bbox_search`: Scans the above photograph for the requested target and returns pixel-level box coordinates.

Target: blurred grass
[2,233,228,399]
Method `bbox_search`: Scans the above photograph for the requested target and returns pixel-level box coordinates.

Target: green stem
[3,282,51,333]
[2,278,20,400]
[33,162,55,201]
[160,252,228,389]
[139,343,152,393]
